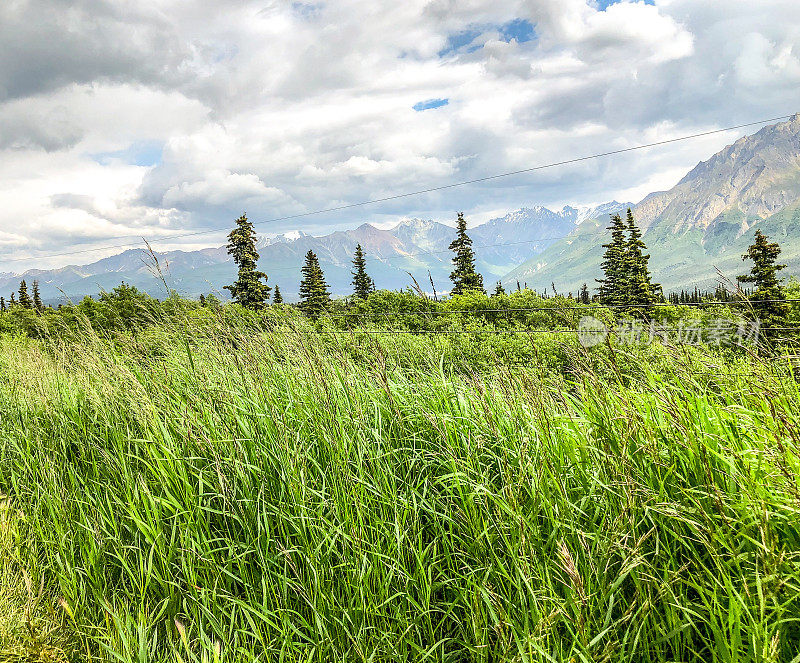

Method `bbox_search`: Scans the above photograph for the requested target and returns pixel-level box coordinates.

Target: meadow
[0,292,799,661]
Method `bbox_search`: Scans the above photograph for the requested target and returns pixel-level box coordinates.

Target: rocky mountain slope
[507,114,800,293]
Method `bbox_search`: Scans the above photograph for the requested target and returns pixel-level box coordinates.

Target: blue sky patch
[438,28,484,57]
[499,19,536,43]
[91,141,163,167]
[595,0,654,9]
[291,2,322,19]
[413,98,449,112]
[438,18,536,57]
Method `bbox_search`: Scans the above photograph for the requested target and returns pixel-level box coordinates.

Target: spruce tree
[448,212,484,295]
[224,214,271,309]
[32,280,43,312]
[18,280,32,309]
[739,230,789,328]
[579,283,590,304]
[351,244,375,299]
[199,294,206,307]
[493,281,506,296]
[272,285,283,304]
[299,250,330,318]
[10,293,16,306]
[623,209,660,308]
[596,214,628,305]
[0,297,5,312]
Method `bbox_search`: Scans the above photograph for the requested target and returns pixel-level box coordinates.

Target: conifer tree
[448,212,484,296]
[596,214,628,305]
[739,230,789,328]
[623,209,660,308]
[10,293,16,306]
[18,280,32,309]
[32,280,43,312]
[579,283,590,304]
[0,297,5,312]
[272,285,283,304]
[299,250,330,318]
[224,214,271,309]
[199,294,206,307]
[351,244,375,299]
[493,281,506,296]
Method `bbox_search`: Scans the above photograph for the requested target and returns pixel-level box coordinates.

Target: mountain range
[0,203,624,303]
[3,114,800,303]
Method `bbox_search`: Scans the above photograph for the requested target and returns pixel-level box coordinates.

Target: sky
[1,0,799,271]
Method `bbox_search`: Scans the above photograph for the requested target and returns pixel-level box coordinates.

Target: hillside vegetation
[0,293,799,661]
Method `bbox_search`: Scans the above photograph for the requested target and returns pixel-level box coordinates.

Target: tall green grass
[0,319,798,661]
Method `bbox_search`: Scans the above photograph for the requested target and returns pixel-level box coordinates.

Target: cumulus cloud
[0,0,798,268]
[0,104,83,151]
[0,0,190,101]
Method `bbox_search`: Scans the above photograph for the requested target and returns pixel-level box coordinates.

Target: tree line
[0,278,43,313]
[221,207,790,322]
[2,209,792,329]
[221,210,486,317]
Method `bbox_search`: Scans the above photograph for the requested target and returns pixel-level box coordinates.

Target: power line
[3,113,795,266]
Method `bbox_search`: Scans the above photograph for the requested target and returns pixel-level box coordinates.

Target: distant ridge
[0,204,624,302]
[0,206,620,301]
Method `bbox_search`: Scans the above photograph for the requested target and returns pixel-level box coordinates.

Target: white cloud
[0,0,798,269]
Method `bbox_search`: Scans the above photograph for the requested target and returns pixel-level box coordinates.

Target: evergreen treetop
[18,280,32,309]
[351,244,375,300]
[299,250,330,318]
[739,230,789,327]
[596,210,660,311]
[623,209,660,308]
[224,214,271,310]
[493,281,506,296]
[596,214,628,306]
[448,212,484,296]
[32,280,43,312]
[272,285,283,304]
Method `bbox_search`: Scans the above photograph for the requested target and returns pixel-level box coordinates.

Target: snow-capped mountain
[0,205,620,302]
